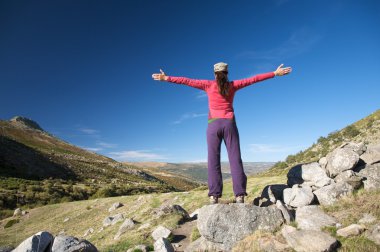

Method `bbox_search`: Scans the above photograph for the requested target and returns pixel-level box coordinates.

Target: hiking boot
[235,195,244,203]
[209,195,219,204]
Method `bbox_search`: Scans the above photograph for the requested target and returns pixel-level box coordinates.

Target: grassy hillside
[0,173,286,250]
[266,109,380,176]
[0,117,201,219]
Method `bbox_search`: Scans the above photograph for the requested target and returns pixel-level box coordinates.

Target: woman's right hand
[152,69,168,81]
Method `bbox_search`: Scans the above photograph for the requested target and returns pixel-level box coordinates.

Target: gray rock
[197,204,284,250]
[283,184,315,208]
[337,224,366,237]
[102,213,124,227]
[360,143,380,165]
[114,218,135,240]
[13,208,22,217]
[51,235,98,252]
[126,245,149,252]
[276,200,294,223]
[367,224,380,246]
[319,157,328,170]
[83,228,94,237]
[153,238,174,252]
[0,246,14,252]
[153,204,189,221]
[341,142,367,156]
[313,182,354,205]
[137,223,151,230]
[108,202,123,212]
[63,217,70,223]
[358,163,380,190]
[255,235,291,252]
[281,225,338,252]
[152,225,172,241]
[184,236,226,252]
[12,231,53,252]
[288,163,333,189]
[358,213,377,225]
[296,205,337,231]
[334,170,362,189]
[326,147,359,177]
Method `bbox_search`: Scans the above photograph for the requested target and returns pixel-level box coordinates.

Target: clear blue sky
[1,0,379,162]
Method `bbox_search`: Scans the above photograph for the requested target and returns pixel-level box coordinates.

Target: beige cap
[214,62,228,72]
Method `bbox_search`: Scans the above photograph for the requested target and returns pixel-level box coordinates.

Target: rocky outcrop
[9,116,44,131]
[287,162,333,189]
[326,147,359,177]
[283,184,315,207]
[281,225,338,252]
[197,204,284,250]
[296,205,337,231]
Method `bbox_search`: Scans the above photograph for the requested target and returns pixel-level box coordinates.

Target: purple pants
[207,118,248,198]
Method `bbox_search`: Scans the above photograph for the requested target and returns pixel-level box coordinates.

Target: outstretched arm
[232,64,292,90]
[152,69,209,91]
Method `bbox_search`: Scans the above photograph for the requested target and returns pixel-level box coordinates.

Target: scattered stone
[287,162,333,189]
[153,204,189,221]
[281,225,338,252]
[313,182,354,205]
[358,213,377,225]
[358,163,380,190]
[367,224,380,246]
[51,235,98,251]
[13,208,22,217]
[197,203,284,250]
[154,237,174,252]
[126,244,149,252]
[98,227,104,233]
[152,225,172,241]
[83,228,94,237]
[108,202,123,212]
[283,184,315,208]
[360,143,380,165]
[296,205,337,231]
[114,218,135,240]
[63,217,70,223]
[184,236,225,252]
[138,223,151,230]
[326,147,359,177]
[276,200,294,223]
[103,213,124,227]
[337,224,366,237]
[12,231,53,252]
[334,170,362,189]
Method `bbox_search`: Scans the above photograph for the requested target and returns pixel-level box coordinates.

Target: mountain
[0,116,200,219]
[267,109,380,175]
[125,161,275,183]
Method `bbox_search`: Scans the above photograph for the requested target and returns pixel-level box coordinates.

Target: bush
[4,218,19,228]
[343,125,360,138]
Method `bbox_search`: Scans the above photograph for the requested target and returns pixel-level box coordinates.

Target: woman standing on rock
[152,63,292,204]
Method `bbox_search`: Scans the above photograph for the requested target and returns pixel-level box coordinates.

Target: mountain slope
[266,109,380,175]
[0,116,200,218]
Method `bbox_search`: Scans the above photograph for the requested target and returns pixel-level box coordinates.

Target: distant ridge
[9,116,44,132]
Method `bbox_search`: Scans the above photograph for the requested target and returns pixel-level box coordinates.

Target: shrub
[4,218,19,228]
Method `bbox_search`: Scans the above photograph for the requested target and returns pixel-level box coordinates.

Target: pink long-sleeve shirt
[167,72,275,121]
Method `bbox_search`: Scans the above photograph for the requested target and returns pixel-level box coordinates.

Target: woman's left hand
[274,64,292,76]
[152,69,168,81]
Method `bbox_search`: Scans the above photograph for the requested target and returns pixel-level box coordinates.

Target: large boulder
[334,170,363,189]
[288,162,333,189]
[358,163,380,190]
[281,225,338,252]
[360,143,380,165]
[326,147,359,177]
[276,200,294,224]
[313,182,354,205]
[296,205,337,231]
[197,204,284,250]
[12,231,53,252]
[51,235,98,252]
[283,184,315,208]
[340,142,367,156]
